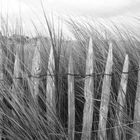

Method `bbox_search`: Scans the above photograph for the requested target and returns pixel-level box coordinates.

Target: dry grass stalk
[81,38,94,140]
[98,42,113,140]
[115,54,129,140]
[68,55,75,140]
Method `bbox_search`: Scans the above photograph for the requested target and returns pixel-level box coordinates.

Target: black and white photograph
[0,0,140,139]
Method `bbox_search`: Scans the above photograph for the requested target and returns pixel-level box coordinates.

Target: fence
[0,37,140,140]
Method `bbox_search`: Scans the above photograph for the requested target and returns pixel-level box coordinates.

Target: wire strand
[0,67,139,80]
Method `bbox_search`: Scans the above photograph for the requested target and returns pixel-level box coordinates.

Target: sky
[0,0,140,36]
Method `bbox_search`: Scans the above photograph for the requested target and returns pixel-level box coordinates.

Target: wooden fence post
[13,44,22,87]
[81,38,94,140]
[13,41,24,88]
[98,42,113,140]
[31,40,42,99]
[46,44,56,130]
[133,63,140,140]
[115,54,129,140]
[68,55,75,140]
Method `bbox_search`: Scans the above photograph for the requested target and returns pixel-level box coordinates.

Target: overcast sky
[0,0,140,35]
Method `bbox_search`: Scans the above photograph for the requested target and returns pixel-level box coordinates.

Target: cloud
[1,0,140,18]
[0,0,140,35]
[38,0,140,17]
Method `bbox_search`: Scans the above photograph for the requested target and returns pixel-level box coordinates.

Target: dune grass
[0,13,140,140]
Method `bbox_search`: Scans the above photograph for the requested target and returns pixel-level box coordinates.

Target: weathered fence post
[31,40,42,99]
[46,44,56,130]
[68,55,75,140]
[133,63,140,140]
[98,42,113,140]
[81,38,94,140]
[13,44,22,87]
[13,42,25,97]
[115,54,129,140]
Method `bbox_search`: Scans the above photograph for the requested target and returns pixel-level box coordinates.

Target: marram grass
[0,16,140,140]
